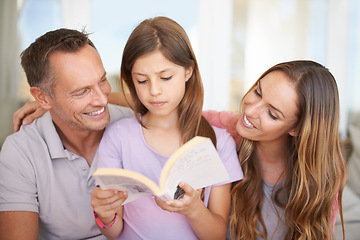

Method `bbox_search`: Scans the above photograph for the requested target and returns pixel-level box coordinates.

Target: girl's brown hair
[230,60,346,239]
[120,16,216,145]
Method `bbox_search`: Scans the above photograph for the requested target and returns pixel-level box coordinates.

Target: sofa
[334,120,360,240]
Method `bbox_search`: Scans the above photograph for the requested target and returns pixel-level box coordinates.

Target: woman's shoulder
[203,110,241,145]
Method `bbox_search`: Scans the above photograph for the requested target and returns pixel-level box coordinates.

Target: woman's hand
[13,101,47,132]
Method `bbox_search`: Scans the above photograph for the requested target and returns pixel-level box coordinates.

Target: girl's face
[131,50,193,119]
[236,70,299,143]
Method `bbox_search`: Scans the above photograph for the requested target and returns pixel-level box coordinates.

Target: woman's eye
[268,110,278,120]
[254,88,261,96]
[161,76,172,81]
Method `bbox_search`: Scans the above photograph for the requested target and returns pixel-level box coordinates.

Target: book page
[93,169,162,204]
[162,138,230,198]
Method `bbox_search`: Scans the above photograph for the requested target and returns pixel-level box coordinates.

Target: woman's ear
[185,66,194,82]
[30,87,53,111]
[289,128,297,137]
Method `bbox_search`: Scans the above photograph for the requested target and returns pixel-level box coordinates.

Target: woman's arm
[13,101,47,132]
[202,110,241,144]
[108,92,133,108]
[12,92,133,132]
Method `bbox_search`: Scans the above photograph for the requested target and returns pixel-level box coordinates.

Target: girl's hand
[91,187,127,225]
[13,101,47,132]
[155,181,204,218]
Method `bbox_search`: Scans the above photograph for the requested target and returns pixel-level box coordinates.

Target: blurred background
[1,0,360,146]
[1,0,360,238]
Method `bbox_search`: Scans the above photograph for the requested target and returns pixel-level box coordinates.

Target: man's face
[47,45,111,132]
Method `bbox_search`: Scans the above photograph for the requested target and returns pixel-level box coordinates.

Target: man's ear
[30,87,53,110]
[185,66,194,82]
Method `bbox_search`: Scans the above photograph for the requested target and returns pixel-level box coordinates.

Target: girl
[90,17,243,240]
[205,60,346,239]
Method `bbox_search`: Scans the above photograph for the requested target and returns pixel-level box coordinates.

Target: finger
[92,190,126,212]
[13,109,28,132]
[154,197,182,212]
[13,102,37,132]
[178,181,195,197]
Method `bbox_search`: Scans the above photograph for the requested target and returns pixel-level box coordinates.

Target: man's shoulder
[1,112,55,155]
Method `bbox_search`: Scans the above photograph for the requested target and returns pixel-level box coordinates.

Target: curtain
[0,0,22,146]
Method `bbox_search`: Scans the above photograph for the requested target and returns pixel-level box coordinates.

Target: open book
[93,136,230,205]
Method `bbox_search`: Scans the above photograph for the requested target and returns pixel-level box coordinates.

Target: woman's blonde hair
[230,60,346,239]
[120,16,215,145]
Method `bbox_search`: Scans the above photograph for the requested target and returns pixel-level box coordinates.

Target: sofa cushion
[347,123,360,197]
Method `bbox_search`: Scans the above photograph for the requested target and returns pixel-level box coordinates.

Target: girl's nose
[150,80,162,96]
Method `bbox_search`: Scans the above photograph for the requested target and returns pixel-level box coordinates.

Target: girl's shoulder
[104,116,139,138]
[107,116,138,129]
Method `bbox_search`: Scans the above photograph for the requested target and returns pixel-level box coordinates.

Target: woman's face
[236,70,299,143]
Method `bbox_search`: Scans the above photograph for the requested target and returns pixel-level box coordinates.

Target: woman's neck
[256,140,290,185]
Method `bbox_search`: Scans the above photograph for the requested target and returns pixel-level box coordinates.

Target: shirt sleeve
[213,127,243,186]
[0,138,39,212]
[97,122,124,169]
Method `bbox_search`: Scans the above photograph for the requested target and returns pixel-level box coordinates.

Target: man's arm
[0,211,39,240]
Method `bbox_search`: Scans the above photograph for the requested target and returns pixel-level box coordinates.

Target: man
[0,28,133,240]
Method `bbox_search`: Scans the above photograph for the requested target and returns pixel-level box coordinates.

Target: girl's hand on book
[91,187,127,224]
[155,181,204,218]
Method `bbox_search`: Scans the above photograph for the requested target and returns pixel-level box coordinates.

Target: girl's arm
[90,187,127,240]
[155,182,231,240]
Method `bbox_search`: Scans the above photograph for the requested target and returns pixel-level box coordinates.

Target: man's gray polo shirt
[0,104,133,240]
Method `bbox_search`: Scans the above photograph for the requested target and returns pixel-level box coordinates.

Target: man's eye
[74,89,89,97]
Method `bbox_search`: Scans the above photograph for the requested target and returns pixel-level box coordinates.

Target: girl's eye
[161,76,172,81]
[137,80,147,84]
[268,110,278,120]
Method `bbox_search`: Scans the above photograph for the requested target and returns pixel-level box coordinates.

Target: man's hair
[20,28,96,96]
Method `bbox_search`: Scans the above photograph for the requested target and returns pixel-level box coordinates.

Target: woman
[206,60,346,239]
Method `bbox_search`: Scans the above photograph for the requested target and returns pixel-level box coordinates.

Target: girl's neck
[141,112,182,156]
[142,111,179,129]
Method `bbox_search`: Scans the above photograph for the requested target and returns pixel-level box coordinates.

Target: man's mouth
[85,107,105,116]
